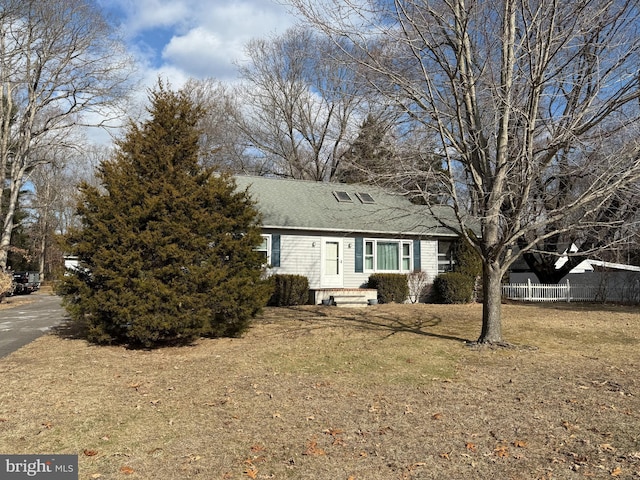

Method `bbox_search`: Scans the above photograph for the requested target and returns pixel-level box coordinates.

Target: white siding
[343,236,371,288]
[268,233,322,288]
[420,240,439,282]
[268,234,442,290]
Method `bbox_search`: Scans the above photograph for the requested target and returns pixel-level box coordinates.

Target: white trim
[320,238,344,288]
[256,234,271,265]
[260,224,458,237]
[585,260,640,272]
[363,238,413,273]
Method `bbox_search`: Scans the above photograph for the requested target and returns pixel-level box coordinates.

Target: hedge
[433,272,475,304]
[268,274,309,306]
[367,273,409,304]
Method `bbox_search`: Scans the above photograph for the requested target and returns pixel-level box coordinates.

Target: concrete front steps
[312,288,378,307]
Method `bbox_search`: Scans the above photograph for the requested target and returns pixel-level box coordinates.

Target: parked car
[12,271,40,295]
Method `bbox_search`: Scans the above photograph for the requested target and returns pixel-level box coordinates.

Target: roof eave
[261,224,458,237]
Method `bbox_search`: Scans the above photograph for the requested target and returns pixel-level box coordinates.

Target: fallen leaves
[324,427,346,446]
[83,449,98,457]
[243,445,269,478]
[303,438,326,456]
[120,466,135,475]
[494,444,509,458]
[245,467,258,478]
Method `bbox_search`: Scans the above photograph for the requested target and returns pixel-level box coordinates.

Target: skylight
[356,192,375,204]
[333,191,353,202]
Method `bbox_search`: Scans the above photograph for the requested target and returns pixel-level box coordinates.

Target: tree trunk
[479,261,503,344]
[38,222,47,283]
[0,175,22,270]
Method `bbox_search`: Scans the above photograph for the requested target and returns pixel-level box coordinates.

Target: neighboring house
[510,243,640,283]
[509,244,640,303]
[234,175,459,304]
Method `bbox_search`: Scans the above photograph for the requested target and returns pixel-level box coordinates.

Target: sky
[95,0,298,86]
[85,0,298,145]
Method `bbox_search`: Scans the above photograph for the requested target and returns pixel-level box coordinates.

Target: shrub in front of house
[269,274,309,306]
[367,273,409,304]
[433,272,475,304]
[451,234,483,302]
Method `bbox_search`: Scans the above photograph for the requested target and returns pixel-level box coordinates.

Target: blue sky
[95,0,297,86]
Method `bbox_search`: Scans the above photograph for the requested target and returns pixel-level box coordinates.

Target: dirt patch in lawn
[0,302,639,479]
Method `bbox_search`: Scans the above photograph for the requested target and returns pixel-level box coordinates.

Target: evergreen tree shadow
[50,319,88,341]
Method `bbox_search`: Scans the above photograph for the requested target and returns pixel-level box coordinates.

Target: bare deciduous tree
[26,145,109,280]
[238,27,365,181]
[289,0,640,344]
[0,0,134,269]
[183,78,262,174]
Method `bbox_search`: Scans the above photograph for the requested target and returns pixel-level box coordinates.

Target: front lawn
[0,303,639,479]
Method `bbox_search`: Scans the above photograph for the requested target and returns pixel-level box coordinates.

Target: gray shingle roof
[234,175,458,237]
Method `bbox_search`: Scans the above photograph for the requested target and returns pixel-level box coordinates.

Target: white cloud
[162,27,240,80]
[89,0,298,145]
[102,0,191,33]
[159,2,296,80]
[103,0,296,80]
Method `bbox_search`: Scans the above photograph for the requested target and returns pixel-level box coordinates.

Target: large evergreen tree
[59,83,270,347]
[336,114,394,184]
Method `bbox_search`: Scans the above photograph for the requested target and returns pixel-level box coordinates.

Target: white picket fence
[502,279,600,303]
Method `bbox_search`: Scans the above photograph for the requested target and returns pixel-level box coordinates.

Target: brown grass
[0,302,639,479]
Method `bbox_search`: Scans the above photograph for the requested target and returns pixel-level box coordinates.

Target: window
[365,240,374,270]
[256,235,270,265]
[364,239,413,273]
[333,191,353,202]
[438,240,455,273]
[355,192,375,204]
[402,242,412,271]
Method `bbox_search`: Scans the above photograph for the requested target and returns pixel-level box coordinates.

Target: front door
[321,238,343,288]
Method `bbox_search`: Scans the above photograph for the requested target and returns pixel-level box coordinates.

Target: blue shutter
[271,234,281,267]
[413,239,421,271]
[354,237,363,273]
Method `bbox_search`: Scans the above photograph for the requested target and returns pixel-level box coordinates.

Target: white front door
[321,238,343,288]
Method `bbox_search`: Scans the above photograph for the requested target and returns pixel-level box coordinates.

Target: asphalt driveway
[0,293,67,358]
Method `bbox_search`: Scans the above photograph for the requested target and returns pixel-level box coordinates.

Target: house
[234,175,459,304]
[510,242,640,283]
[508,244,640,303]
